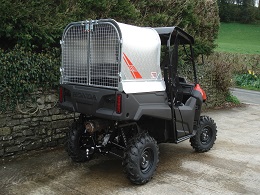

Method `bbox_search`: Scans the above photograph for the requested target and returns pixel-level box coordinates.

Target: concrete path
[231,88,260,105]
[1,104,260,195]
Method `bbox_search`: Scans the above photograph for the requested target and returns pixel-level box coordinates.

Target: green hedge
[179,52,234,108]
[0,0,219,55]
[198,56,233,107]
[0,46,60,111]
[0,0,222,110]
[199,51,260,107]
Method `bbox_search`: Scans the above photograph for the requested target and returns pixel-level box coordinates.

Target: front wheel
[123,132,159,185]
[190,116,217,152]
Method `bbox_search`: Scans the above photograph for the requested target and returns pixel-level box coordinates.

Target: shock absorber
[121,128,127,147]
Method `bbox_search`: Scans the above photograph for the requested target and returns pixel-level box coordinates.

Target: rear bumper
[59,84,119,120]
[59,84,172,121]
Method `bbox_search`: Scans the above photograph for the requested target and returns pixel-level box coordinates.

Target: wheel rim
[140,147,154,174]
[200,126,213,145]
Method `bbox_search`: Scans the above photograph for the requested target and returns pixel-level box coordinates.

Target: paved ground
[231,88,260,105]
[1,93,260,195]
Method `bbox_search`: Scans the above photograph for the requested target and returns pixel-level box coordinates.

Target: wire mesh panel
[89,23,120,88]
[61,21,120,89]
[62,24,89,85]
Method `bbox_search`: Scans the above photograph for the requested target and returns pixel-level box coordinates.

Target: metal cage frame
[61,20,121,89]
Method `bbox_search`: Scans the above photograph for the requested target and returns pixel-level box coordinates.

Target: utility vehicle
[59,19,217,184]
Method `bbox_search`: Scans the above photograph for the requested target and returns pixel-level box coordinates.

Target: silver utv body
[59,19,217,185]
[59,19,202,143]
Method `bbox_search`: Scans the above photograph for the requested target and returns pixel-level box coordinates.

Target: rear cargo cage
[61,21,121,88]
[60,19,164,93]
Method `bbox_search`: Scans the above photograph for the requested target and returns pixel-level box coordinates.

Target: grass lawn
[215,23,260,54]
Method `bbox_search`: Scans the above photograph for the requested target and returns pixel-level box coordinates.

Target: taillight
[59,87,63,103]
[116,94,122,114]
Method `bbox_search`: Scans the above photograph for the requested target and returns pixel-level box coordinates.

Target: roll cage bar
[153,27,197,85]
[154,27,198,142]
[153,26,194,45]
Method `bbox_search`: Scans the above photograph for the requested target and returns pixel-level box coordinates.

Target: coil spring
[121,128,127,147]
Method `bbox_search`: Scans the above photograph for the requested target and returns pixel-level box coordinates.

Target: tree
[240,0,257,22]
[218,0,259,23]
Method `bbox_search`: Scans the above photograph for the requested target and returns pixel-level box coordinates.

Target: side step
[176,134,194,144]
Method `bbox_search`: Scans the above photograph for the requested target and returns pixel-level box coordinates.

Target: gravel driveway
[1,104,260,195]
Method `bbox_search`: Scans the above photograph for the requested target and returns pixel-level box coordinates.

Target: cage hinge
[85,20,90,31]
[90,20,96,31]
[85,20,97,32]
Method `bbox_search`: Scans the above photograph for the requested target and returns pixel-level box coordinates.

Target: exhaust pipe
[85,119,109,134]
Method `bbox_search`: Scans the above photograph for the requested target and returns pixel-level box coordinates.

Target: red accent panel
[194,84,207,101]
[123,53,142,79]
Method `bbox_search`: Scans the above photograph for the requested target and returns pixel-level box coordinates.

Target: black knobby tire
[67,122,94,162]
[190,116,217,152]
[123,132,159,185]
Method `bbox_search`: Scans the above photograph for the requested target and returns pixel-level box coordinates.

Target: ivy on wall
[0,46,60,111]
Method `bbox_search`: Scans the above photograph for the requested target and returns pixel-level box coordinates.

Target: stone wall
[0,93,76,157]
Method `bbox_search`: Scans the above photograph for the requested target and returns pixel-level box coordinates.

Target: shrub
[205,52,260,75]
[200,51,260,105]
[205,52,260,92]
[179,52,234,108]
[225,93,240,105]
[131,0,219,56]
[234,70,260,90]
[0,0,219,55]
[197,53,234,107]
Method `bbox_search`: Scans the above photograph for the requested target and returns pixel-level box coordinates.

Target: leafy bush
[225,93,240,104]
[0,0,219,55]
[204,52,260,77]
[196,53,234,107]
[131,0,219,56]
[0,0,139,51]
[179,51,234,108]
[234,70,260,90]
[0,0,76,51]
[0,46,60,111]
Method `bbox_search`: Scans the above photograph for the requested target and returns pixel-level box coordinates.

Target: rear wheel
[123,132,159,185]
[190,116,217,152]
[67,122,95,162]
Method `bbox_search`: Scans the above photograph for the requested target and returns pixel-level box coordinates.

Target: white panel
[118,23,162,82]
[120,80,166,94]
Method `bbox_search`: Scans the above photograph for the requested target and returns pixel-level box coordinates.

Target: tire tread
[123,132,159,185]
[190,116,217,152]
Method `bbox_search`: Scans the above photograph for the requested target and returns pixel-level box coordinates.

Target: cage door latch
[85,20,97,32]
